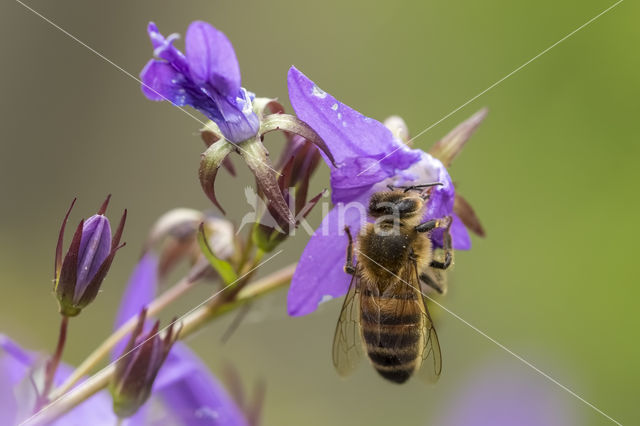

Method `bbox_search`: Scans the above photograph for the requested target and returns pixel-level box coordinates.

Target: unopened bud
[54,196,126,317]
[110,310,179,418]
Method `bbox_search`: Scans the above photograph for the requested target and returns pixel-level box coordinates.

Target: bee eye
[372,203,393,215]
[396,199,417,214]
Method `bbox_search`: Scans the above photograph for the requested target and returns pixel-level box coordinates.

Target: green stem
[24,263,296,426]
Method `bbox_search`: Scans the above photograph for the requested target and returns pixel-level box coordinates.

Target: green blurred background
[1,0,638,425]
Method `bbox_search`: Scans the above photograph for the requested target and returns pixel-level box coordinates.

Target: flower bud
[143,208,235,280]
[110,309,179,418]
[54,195,127,317]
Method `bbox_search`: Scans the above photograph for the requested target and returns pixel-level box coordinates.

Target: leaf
[197,223,238,286]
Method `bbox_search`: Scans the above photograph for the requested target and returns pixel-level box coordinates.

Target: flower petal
[1,335,118,426]
[186,21,241,96]
[113,253,159,358]
[140,60,192,105]
[76,215,112,298]
[146,22,188,73]
[435,361,578,426]
[153,343,248,426]
[288,67,402,164]
[288,199,368,316]
[287,67,421,204]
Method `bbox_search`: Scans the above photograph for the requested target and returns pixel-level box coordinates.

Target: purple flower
[286,67,482,316]
[111,254,249,425]
[0,254,248,424]
[140,21,259,144]
[55,196,127,317]
[0,335,119,425]
[433,361,579,426]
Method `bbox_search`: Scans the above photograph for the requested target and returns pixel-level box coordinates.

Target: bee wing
[332,270,363,377]
[411,261,443,383]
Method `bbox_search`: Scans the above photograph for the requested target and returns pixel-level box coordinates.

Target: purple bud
[110,310,179,418]
[75,214,112,299]
[54,196,127,317]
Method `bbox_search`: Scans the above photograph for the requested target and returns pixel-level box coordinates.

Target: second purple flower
[140,21,259,144]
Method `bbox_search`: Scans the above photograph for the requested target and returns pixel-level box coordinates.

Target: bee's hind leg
[343,226,356,275]
[420,272,446,294]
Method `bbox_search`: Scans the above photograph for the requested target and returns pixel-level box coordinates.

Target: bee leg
[415,216,451,233]
[429,219,453,270]
[409,248,446,294]
[420,273,445,294]
[343,226,356,275]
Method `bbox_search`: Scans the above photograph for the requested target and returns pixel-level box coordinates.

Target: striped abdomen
[360,288,424,384]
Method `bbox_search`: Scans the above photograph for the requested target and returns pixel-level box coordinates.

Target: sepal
[428,108,488,167]
[199,139,236,214]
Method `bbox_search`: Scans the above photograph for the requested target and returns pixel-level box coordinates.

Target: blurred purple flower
[0,335,118,425]
[112,253,249,425]
[140,21,259,144]
[434,362,578,426]
[286,67,472,316]
[55,196,127,317]
[0,254,248,425]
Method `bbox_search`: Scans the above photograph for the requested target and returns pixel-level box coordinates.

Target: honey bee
[333,183,453,383]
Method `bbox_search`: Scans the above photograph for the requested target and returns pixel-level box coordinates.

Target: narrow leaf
[197,223,237,286]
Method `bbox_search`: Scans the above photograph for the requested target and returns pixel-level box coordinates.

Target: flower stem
[37,315,69,409]
[24,263,296,426]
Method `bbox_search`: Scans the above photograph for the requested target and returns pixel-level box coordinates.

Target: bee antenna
[402,182,443,193]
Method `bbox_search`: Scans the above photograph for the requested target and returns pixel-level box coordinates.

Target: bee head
[368,191,424,219]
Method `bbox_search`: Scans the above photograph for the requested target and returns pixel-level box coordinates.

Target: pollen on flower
[331,103,338,111]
